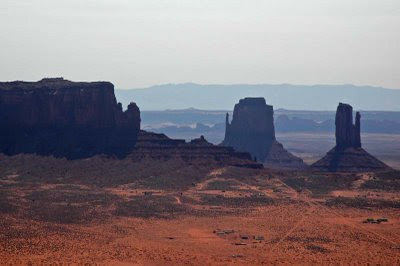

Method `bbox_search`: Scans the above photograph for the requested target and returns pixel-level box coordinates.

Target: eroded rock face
[335,103,361,149]
[130,131,263,169]
[312,103,390,172]
[0,78,140,158]
[223,98,275,161]
[222,97,306,169]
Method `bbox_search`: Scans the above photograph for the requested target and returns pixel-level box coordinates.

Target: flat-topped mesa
[312,103,390,172]
[223,97,275,161]
[227,98,275,140]
[335,103,361,149]
[0,78,140,159]
[0,78,139,129]
[222,97,306,169]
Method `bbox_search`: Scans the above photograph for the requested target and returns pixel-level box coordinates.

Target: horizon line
[118,82,400,91]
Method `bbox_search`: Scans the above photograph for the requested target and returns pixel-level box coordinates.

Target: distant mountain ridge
[116,83,400,111]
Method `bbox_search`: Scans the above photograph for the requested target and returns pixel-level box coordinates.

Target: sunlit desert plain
[1,155,399,264]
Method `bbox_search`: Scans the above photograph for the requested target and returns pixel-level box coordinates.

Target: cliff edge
[0,78,140,159]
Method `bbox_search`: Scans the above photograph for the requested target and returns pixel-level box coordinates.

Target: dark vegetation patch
[305,244,329,253]
[114,195,187,218]
[178,196,248,217]
[0,181,27,189]
[26,203,97,224]
[194,208,243,217]
[53,184,91,191]
[326,197,400,209]
[286,236,332,243]
[219,167,267,185]
[282,173,358,194]
[180,196,198,205]
[0,226,41,241]
[0,154,214,189]
[361,171,400,191]
[205,180,241,191]
[27,189,117,205]
[374,170,400,180]
[25,189,120,224]
[198,194,276,208]
[0,191,15,214]
[135,164,210,190]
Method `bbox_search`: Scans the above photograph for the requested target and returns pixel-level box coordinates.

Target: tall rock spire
[335,103,361,149]
[354,112,361,148]
[312,103,390,172]
[224,112,230,140]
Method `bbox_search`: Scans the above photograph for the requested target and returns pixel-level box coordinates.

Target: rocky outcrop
[223,98,275,161]
[264,141,307,170]
[312,103,391,172]
[130,131,263,169]
[222,97,306,169]
[335,103,361,149]
[0,78,140,159]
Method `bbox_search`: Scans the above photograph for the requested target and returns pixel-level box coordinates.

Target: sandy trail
[271,204,316,251]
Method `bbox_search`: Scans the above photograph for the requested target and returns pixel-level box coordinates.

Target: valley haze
[116,83,400,111]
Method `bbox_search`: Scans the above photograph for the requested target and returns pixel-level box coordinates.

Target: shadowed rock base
[131,131,263,169]
[312,147,391,172]
[264,141,307,170]
[312,102,391,172]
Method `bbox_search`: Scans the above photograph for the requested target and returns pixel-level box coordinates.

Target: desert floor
[1,156,400,265]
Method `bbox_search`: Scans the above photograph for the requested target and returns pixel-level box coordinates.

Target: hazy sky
[1,0,399,89]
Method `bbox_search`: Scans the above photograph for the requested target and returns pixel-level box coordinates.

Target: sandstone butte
[222,97,306,170]
[312,103,391,172]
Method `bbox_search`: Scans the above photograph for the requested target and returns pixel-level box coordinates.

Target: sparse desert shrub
[286,236,332,244]
[0,154,210,188]
[25,189,120,223]
[198,194,276,207]
[306,244,329,253]
[0,191,15,214]
[114,195,187,218]
[325,197,400,209]
[27,189,118,205]
[283,174,358,194]
[26,203,96,224]
[361,171,400,191]
[374,170,400,180]
[205,180,240,191]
